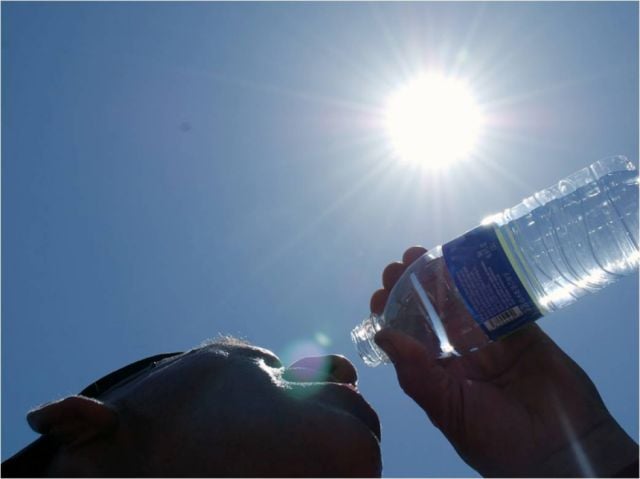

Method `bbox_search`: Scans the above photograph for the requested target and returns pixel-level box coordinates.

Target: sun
[384,73,484,169]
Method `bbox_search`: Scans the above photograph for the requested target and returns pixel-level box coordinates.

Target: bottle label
[442,225,542,340]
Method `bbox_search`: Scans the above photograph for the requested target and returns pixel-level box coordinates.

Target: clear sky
[2,2,638,476]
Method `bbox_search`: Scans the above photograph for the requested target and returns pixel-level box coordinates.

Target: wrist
[533,417,638,478]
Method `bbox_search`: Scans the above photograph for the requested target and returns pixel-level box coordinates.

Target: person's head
[4,337,381,477]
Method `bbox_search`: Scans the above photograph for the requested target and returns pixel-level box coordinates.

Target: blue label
[442,225,542,340]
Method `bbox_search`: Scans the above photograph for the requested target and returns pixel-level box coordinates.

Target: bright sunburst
[385,73,484,169]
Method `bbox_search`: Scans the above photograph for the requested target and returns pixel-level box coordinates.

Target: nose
[285,355,358,386]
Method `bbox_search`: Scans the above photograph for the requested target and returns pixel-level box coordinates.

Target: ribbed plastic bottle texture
[352,156,639,366]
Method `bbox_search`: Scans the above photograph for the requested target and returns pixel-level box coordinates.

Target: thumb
[375,328,455,429]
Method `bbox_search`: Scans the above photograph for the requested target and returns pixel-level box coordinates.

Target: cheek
[177,378,285,442]
[262,400,383,475]
[46,432,139,477]
[163,386,382,477]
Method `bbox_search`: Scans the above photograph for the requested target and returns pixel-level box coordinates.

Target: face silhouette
[34,340,381,477]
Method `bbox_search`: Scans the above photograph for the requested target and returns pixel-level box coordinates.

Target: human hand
[371,246,638,477]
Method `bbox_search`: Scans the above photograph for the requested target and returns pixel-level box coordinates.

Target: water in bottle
[352,156,639,366]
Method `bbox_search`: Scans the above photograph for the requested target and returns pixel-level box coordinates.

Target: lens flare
[314,331,332,347]
[279,339,333,398]
[280,340,326,370]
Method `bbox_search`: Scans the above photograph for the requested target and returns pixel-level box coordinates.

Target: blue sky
[2,2,638,476]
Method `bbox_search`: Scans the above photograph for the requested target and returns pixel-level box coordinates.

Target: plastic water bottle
[352,156,639,366]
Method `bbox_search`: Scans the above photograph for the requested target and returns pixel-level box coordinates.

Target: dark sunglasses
[2,352,182,478]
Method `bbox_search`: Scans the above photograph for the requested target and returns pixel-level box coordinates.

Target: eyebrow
[198,335,253,349]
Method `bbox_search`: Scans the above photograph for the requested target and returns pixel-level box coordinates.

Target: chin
[309,421,383,477]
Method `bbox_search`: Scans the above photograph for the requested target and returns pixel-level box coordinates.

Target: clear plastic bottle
[352,156,639,366]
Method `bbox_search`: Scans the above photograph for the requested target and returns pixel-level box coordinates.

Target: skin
[26,342,382,477]
[15,249,635,478]
[371,246,638,477]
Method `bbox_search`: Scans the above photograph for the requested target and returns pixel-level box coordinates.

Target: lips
[312,383,382,442]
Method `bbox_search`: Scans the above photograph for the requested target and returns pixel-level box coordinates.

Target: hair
[196,334,252,350]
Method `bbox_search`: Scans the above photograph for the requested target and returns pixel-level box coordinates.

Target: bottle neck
[351,315,389,367]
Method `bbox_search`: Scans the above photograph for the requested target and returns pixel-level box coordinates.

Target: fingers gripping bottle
[352,156,639,366]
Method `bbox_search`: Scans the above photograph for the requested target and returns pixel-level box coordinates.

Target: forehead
[100,342,280,401]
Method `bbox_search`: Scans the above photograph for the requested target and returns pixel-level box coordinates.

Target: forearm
[532,417,638,478]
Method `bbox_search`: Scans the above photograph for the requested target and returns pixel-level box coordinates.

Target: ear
[26,396,118,445]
